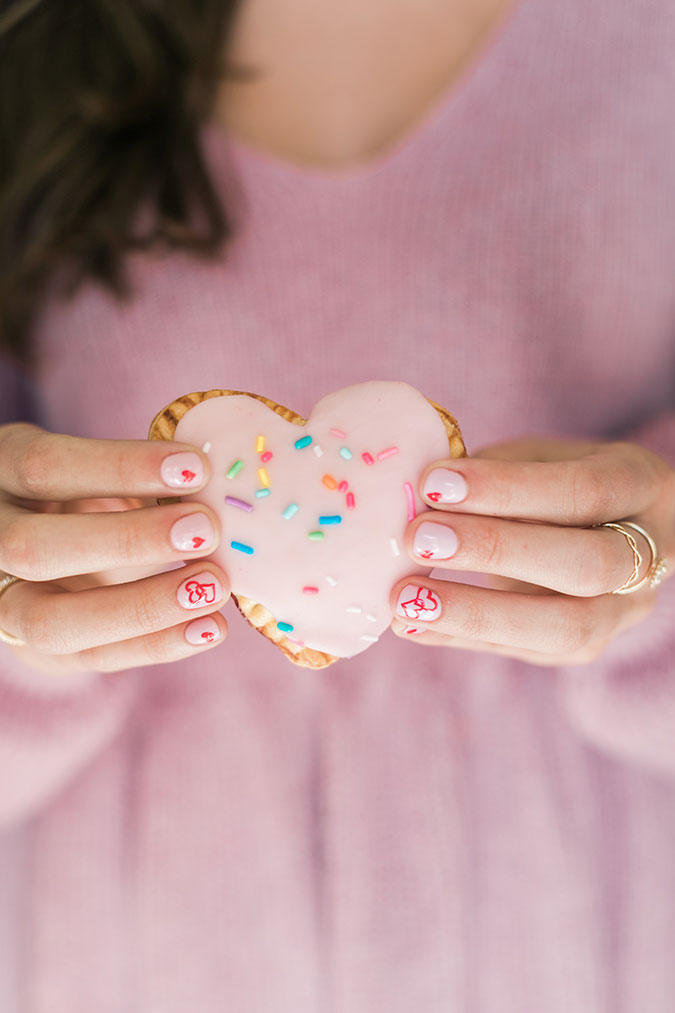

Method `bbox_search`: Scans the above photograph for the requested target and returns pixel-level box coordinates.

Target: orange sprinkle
[322,474,337,490]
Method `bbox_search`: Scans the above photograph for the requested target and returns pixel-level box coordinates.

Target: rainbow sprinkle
[258,467,270,488]
[201,441,212,454]
[346,493,355,510]
[377,446,399,461]
[225,496,253,512]
[390,537,401,556]
[282,503,299,520]
[308,531,325,541]
[260,451,273,463]
[231,540,254,555]
[226,459,244,479]
[362,452,374,466]
[255,488,270,498]
[322,474,337,490]
[313,445,324,458]
[303,586,319,595]
[330,428,346,438]
[256,435,265,453]
[339,447,353,460]
[346,606,362,614]
[404,482,416,521]
[366,614,377,623]
[294,435,312,450]
[318,515,342,525]
[338,480,348,492]
[325,575,338,586]
[277,621,294,633]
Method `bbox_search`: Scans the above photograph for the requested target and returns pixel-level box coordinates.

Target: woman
[0,0,674,1009]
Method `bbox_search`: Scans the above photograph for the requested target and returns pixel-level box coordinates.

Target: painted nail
[184,616,222,645]
[423,468,468,504]
[413,521,459,560]
[396,584,443,622]
[176,571,224,610]
[170,513,215,552]
[161,452,204,489]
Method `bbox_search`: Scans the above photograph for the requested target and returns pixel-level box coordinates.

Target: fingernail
[184,616,222,645]
[161,452,204,489]
[170,513,215,552]
[396,584,443,622]
[423,469,468,504]
[177,571,224,610]
[413,521,459,560]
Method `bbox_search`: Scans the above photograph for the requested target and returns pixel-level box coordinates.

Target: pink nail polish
[170,513,215,552]
[184,616,222,645]
[396,584,443,622]
[177,571,224,610]
[413,521,459,560]
[161,452,204,489]
[423,469,468,504]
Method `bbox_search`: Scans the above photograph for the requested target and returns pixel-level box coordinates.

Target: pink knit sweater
[2,0,675,1009]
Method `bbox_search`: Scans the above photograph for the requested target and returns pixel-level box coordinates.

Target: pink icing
[172,381,454,658]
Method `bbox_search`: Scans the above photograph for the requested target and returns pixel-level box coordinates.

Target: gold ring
[593,520,665,595]
[0,574,27,646]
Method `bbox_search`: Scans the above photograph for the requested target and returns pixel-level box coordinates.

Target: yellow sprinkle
[258,467,270,488]
[256,435,265,453]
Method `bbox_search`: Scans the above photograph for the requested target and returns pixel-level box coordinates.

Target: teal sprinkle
[339,447,353,460]
[294,435,312,449]
[318,514,342,525]
[255,488,271,498]
[230,540,254,555]
[277,621,294,633]
[283,502,299,519]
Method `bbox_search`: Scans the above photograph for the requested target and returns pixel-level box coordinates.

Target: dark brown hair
[0,0,252,371]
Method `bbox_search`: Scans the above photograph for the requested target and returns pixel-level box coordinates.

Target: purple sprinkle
[225,496,254,513]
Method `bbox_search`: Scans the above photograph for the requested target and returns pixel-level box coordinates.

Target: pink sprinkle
[330,428,346,438]
[377,446,399,461]
[338,480,348,492]
[404,481,415,521]
[260,451,273,463]
[362,452,375,466]
[302,586,319,595]
[346,492,355,510]
[287,638,305,647]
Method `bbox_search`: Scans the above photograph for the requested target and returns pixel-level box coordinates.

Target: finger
[419,443,663,525]
[0,499,222,581]
[0,423,211,500]
[0,561,230,654]
[405,511,652,596]
[390,576,654,656]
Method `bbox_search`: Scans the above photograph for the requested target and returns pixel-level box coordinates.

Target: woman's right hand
[0,423,230,675]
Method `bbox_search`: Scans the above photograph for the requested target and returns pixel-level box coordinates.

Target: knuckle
[130,590,161,634]
[550,604,594,655]
[18,601,71,654]
[18,432,56,497]
[567,463,608,525]
[0,517,45,580]
[471,523,503,569]
[459,598,489,640]
[141,630,178,665]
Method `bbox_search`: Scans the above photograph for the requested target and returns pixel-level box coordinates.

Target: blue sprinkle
[277,621,294,633]
[255,488,271,498]
[318,514,342,525]
[339,447,353,460]
[231,540,254,555]
[294,435,313,450]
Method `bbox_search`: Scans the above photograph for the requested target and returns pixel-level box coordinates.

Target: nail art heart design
[191,536,205,548]
[426,491,442,503]
[201,630,215,641]
[397,585,442,621]
[150,382,465,665]
[185,579,217,605]
[182,469,197,482]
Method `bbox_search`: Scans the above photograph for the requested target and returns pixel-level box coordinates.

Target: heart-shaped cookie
[148,381,466,668]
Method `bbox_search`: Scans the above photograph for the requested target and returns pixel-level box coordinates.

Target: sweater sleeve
[554,410,675,778]
[0,354,138,830]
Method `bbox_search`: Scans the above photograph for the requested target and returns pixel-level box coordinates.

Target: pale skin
[0,0,673,674]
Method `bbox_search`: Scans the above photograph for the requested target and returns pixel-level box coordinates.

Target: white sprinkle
[390,537,400,556]
[346,606,362,614]
[325,575,338,587]
[360,635,379,643]
[366,614,377,622]
[201,441,212,454]
[313,444,324,458]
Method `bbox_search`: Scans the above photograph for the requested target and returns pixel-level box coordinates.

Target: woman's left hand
[390,436,675,665]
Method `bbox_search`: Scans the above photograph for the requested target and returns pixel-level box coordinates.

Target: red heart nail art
[192,536,205,548]
[181,469,196,482]
[427,491,442,503]
[201,630,215,641]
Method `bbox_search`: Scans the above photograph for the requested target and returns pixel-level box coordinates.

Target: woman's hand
[390,436,675,665]
[0,423,230,675]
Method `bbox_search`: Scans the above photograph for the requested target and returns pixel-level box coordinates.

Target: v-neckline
[202,0,531,187]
